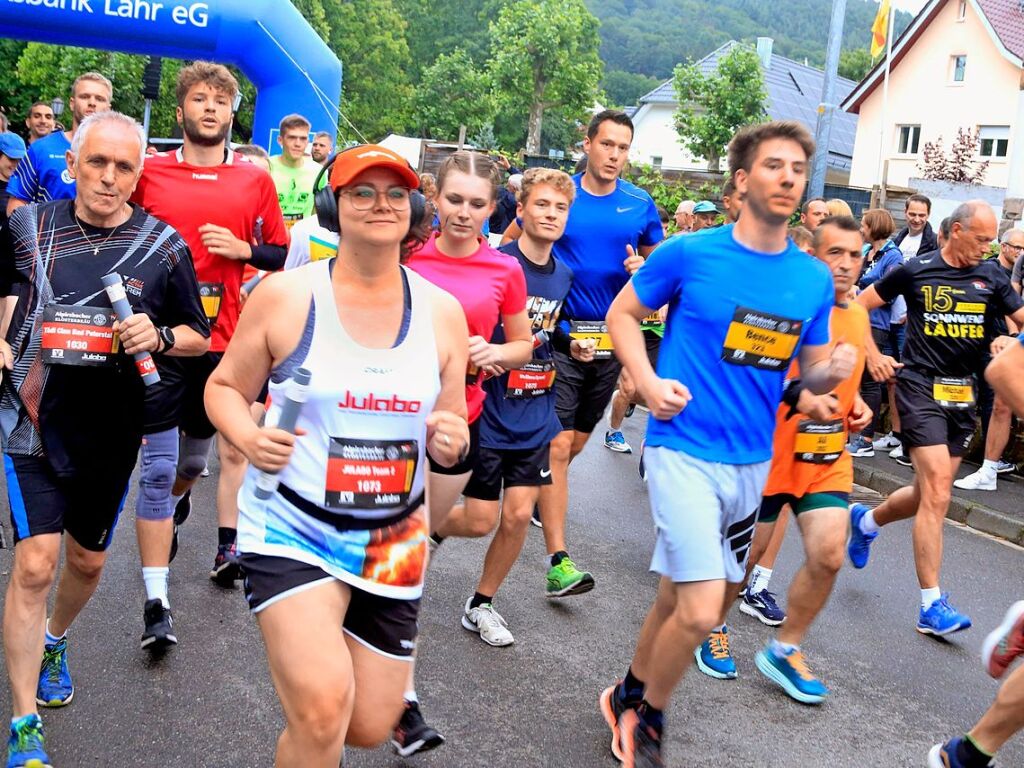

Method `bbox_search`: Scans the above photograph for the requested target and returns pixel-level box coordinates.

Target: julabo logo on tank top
[337,392,422,414]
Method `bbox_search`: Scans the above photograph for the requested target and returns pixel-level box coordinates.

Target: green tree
[323,0,414,142]
[673,44,766,171]
[601,70,661,108]
[838,47,873,82]
[488,0,603,155]
[414,48,494,141]
[395,0,512,81]
[290,0,331,39]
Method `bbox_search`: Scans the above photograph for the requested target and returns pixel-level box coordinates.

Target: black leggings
[860,326,900,438]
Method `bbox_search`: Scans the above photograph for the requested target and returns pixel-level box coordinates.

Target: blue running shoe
[694,626,737,679]
[927,737,993,767]
[604,430,632,453]
[7,713,51,768]
[740,587,786,626]
[847,503,878,569]
[918,594,972,637]
[36,637,72,707]
[755,644,828,704]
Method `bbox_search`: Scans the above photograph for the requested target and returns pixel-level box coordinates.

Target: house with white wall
[629,38,859,181]
[841,0,1024,198]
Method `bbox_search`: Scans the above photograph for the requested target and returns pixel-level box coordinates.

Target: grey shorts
[644,446,769,584]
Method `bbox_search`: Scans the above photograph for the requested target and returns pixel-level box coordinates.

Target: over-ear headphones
[313,149,426,236]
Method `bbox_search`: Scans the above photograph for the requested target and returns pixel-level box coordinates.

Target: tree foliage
[919,128,990,185]
[323,0,414,141]
[487,0,603,155]
[415,49,495,141]
[601,70,661,108]
[396,0,513,80]
[838,47,874,82]
[673,45,767,171]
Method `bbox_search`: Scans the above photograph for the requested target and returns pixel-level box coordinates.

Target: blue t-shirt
[553,174,662,324]
[7,131,74,205]
[479,241,573,450]
[631,225,834,464]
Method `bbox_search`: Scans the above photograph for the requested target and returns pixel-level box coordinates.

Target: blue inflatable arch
[0,0,342,149]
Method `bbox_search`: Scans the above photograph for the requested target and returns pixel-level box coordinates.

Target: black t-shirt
[0,200,209,476]
[874,249,1023,377]
[0,179,8,230]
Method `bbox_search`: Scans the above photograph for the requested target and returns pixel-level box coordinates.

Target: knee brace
[177,435,214,482]
[137,427,179,521]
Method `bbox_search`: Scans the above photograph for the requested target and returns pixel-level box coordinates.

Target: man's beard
[182,114,230,147]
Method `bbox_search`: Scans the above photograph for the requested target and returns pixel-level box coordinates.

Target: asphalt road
[0,411,1022,767]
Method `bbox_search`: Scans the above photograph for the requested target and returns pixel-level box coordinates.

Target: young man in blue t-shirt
[460,168,596,647]
[600,121,857,766]
[6,72,112,217]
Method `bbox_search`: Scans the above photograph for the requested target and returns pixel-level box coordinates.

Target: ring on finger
[443,433,451,447]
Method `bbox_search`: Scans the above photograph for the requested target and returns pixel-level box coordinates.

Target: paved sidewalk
[852,451,1024,544]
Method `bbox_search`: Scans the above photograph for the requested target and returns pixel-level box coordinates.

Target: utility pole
[809,0,846,200]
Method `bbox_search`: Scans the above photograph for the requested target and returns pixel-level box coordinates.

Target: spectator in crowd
[789,225,813,254]
[893,194,937,261]
[0,133,26,229]
[937,216,951,249]
[721,177,742,223]
[310,130,333,165]
[800,197,829,230]
[234,143,272,173]
[692,200,718,232]
[419,172,437,202]
[657,204,671,230]
[674,200,695,232]
[1005,229,1024,296]
[827,198,853,218]
[490,170,522,236]
[24,102,56,144]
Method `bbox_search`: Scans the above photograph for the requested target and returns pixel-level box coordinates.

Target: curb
[853,464,1024,547]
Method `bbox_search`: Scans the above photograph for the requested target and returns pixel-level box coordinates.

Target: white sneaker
[872,432,900,450]
[889,444,903,459]
[461,598,514,646]
[953,468,997,491]
[995,460,1016,475]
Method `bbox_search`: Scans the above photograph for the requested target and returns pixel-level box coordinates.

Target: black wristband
[782,378,804,420]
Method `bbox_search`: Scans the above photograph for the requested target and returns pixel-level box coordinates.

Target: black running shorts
[179,351,223,440]
[239,553,420,659]
[463,443,553,501]
[895,368,976,457]
[5,454,133,551]
[553,350,622,434]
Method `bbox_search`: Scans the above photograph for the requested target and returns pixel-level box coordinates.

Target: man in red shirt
[131,61,287,622]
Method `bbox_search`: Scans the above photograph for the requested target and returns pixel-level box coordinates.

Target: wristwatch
[157,326,176,353]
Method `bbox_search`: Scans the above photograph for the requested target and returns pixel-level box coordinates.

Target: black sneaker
[530,505,543,529]
[173,490,192,526]
[620,707,664,768]
[624,403,636,418]
[391,700,444,757]
[141,599,178,650]
[209,543,241,587]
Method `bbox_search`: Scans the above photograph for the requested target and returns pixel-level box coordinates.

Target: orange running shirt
[762,301,869,498]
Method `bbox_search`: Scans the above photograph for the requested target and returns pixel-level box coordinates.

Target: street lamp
[51,97,64,118]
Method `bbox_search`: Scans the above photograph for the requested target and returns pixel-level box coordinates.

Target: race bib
[325,437,419,510]
[199,282,224,322]
[794,419,845,464]
[309,234,338,262]
[933,376,975,409]
[641,310,663,327]
[40,305,119,367]
[722,307,802,371]
[506,360,556,399]
[466,361,481,387]
[570,320,614,358]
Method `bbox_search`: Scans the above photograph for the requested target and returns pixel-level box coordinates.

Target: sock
[859,509,880,535]
[469,592,492,610]
[44,620,65,646]
[749,565,773,594]
[921,587,942,609]
[550,550,568,567]
[769,638,799,656]
[709,624,726,635]
[142,567,170,608]
[621,666,645,702]
[982,459,999,476]
[403,689,418,705]
[218,527,237,547]
[958,735,994,767]
[637,701,664,736]
[170,491,184,505]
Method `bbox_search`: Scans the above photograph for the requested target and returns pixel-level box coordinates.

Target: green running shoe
[546,557,595,598]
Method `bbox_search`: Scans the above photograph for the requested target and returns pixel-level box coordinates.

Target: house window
[897,125,921,155]
[950,55,967,83]
[957,0,966,20]
[979,125,1010,158]
[651,156,663,170]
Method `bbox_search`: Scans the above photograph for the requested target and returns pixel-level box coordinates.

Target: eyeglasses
[1005,243,1024,253]
[340,185,410,211]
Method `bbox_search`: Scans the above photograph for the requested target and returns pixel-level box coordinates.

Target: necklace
[74,208,125,256]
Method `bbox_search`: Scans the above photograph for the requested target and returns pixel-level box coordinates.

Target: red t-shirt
[131,149,287,351]
[407,232,527,423]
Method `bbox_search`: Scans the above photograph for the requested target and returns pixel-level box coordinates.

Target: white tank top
[237,259,441,597]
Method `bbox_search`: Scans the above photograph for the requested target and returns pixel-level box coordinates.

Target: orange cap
[329,144,420,191]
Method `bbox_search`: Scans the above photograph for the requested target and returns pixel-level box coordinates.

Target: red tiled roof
[977,0,1024,61]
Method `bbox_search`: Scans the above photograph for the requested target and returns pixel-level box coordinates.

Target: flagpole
[875,0,896,206]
